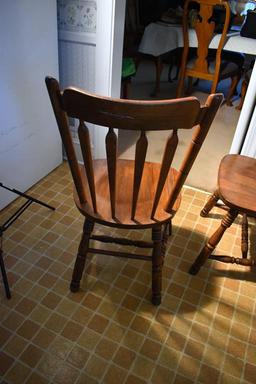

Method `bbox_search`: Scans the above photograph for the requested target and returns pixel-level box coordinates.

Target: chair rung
[210,255,255,266]
[90,235,153,248]
[88,247,151,261]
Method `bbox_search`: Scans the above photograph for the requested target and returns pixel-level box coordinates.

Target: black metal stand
[0,183,55,299]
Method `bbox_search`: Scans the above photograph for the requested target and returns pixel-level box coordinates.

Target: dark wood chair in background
[190,154,256,275]
[176,0,244,102]
[46,77,222,305]
[150,48,197,98]
[235,66,252,110]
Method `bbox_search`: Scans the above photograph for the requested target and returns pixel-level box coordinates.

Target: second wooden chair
[176,0,244,102]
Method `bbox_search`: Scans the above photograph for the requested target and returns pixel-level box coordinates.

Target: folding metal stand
[0,183,55,299]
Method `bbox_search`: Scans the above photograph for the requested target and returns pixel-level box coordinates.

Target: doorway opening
[119,0,244,192]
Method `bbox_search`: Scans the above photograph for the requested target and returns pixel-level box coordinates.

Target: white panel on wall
[57,0,97,159]
[57,0,126,159]
[58,40,96,156]
[58,41,96,91]
[0,0,62,210]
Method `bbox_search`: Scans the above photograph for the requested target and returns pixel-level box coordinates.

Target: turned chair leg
[236,79,247,111]
[201,190,219,217]
[189,209,238,275]
[226,75,240,106]
[186,76,193,95]
[151,56,163,97]
[176,68,186,98]
[151,226,163,305]
[241,213,248,259]
[70,218,94,292]
[161,222,169,261]
[121,79,131,99]
[168,219,172,236]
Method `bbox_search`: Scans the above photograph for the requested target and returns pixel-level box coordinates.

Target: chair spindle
[131,130,148,220]
[78,120,97,213]
[151,130,178,219]
[105,127,117,218]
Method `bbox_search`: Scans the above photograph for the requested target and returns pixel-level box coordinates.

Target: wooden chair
[189,154,256,275]
[176,0,244,102]
[46,77,222,305]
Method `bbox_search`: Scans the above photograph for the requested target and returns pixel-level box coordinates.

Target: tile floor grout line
[1,163,255,384]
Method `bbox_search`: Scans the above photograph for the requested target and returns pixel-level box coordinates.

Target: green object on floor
[122,58,136,79]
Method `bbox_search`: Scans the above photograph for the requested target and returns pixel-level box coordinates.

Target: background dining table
[138,20,256,169]
[138,22,256,57]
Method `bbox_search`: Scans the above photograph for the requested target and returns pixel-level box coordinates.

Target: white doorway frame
[94,0,126,158]
[230,61,256,155]
[94,1,256,160]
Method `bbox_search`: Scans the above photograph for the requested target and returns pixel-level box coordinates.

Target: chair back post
[45,77,87,205]
[211,1,231,91]
[166,93,223,213]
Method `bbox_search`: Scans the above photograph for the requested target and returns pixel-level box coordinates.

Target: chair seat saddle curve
[46,77,222,305]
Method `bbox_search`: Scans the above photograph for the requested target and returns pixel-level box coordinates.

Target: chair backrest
[182,0,230,80]
[46,77,222,221]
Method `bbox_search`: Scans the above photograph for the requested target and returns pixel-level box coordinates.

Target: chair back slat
[194,4,215,74]
[105,127,117,218]
[195,1,230,75]
[131,131,148,220]
[62,87,202,130]
[151,130,178,219]
[182,0,230,78]
[78,121,97,212]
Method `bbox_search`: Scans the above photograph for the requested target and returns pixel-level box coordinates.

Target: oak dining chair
[46,77,222,305]
[190,154,256,275]
[176,0,244,102]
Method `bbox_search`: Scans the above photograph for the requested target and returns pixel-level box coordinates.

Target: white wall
[58,0,97,91]
[0,0,62,210]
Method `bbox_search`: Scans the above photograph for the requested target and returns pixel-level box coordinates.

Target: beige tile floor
[0,161,256,384]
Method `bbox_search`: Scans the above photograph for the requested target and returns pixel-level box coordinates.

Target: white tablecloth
[139,22,256,57]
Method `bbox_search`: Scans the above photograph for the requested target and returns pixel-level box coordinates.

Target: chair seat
[74,159,181,228]
[218,154,256,216]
